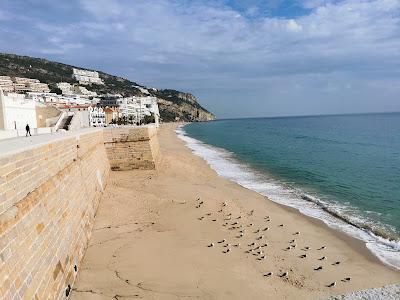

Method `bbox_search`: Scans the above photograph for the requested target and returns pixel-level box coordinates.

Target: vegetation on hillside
[0,53,215,122]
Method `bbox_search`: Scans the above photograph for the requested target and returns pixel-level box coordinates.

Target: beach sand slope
[71,124,399,300]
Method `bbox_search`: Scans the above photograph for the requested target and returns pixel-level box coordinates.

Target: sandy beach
[71,124,399,300]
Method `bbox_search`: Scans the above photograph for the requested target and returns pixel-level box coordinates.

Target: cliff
[0,53,216,122]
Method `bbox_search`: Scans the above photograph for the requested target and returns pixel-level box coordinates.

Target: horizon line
[213,110,400,121]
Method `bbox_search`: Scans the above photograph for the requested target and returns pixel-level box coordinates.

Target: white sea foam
[176,125,400,270]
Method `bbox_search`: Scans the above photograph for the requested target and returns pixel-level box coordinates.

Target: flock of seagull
[195,197,352,289]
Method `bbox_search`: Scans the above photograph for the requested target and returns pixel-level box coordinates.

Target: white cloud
[286,19,302,32]
[0,0,399,116]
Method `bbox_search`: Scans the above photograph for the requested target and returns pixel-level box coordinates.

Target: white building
[99,96,159,125]
[72,68,104,85]
[0,89,37,130]
[71,85,97,97]
[57,82,73,95]
[14,77,50,93]
[88,106,106,127]
[0,76,14,92]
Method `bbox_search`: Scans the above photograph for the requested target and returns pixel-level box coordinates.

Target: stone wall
[0,130,110,299]
[103,125,160,171]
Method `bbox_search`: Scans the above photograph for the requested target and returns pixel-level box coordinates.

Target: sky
[0,0,399,118]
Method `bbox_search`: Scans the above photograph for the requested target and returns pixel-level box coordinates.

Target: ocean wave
[176,125,400,270]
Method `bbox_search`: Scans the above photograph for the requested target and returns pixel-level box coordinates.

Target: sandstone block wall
[0,130,109,300]
[104,125,160,170]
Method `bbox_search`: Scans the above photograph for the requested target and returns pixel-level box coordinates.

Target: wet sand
[71,124,399,300]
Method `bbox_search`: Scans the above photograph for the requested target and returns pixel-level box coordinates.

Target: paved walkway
[0,128,101,158]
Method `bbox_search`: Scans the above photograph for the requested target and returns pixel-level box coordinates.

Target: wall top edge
[0,128,104,160]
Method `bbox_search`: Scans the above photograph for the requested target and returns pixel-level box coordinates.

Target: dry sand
[71,124,399,300]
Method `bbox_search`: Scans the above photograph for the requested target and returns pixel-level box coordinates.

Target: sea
[177,112,400,270]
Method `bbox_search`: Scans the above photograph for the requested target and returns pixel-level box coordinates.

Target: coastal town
[0,68,160,140]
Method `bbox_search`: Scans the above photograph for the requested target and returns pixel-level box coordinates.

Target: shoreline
[177,123,400,271]
[72,124,399,300]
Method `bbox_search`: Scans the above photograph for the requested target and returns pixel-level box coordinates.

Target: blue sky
[0,0,399,118]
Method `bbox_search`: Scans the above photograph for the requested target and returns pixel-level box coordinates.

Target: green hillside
[0,53,215,122]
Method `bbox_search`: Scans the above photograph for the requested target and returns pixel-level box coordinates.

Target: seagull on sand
[341,277,351,282]
[223,248,231,253]
[264,272,273,277]
[256,235,264,240]
[294,231,300,235]
[218,239,226,243]
[332,261,341,266]
[261,243,268,247]
[263,227,269,231]
[208,243,214,247]
[327,282,336,287]
[318,246,327,250]
[314,266,323,271]
[279,224,284,227]
[299,254,307,258]
[280,272,288,278]
[318,256,327,261]
[304,246,311,250]
[248,242,255,246]
[254,229,260,233]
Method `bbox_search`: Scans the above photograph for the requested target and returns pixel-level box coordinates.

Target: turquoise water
[180,113,400,268]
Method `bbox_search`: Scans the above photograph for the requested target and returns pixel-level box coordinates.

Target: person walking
[25,124,31,137]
